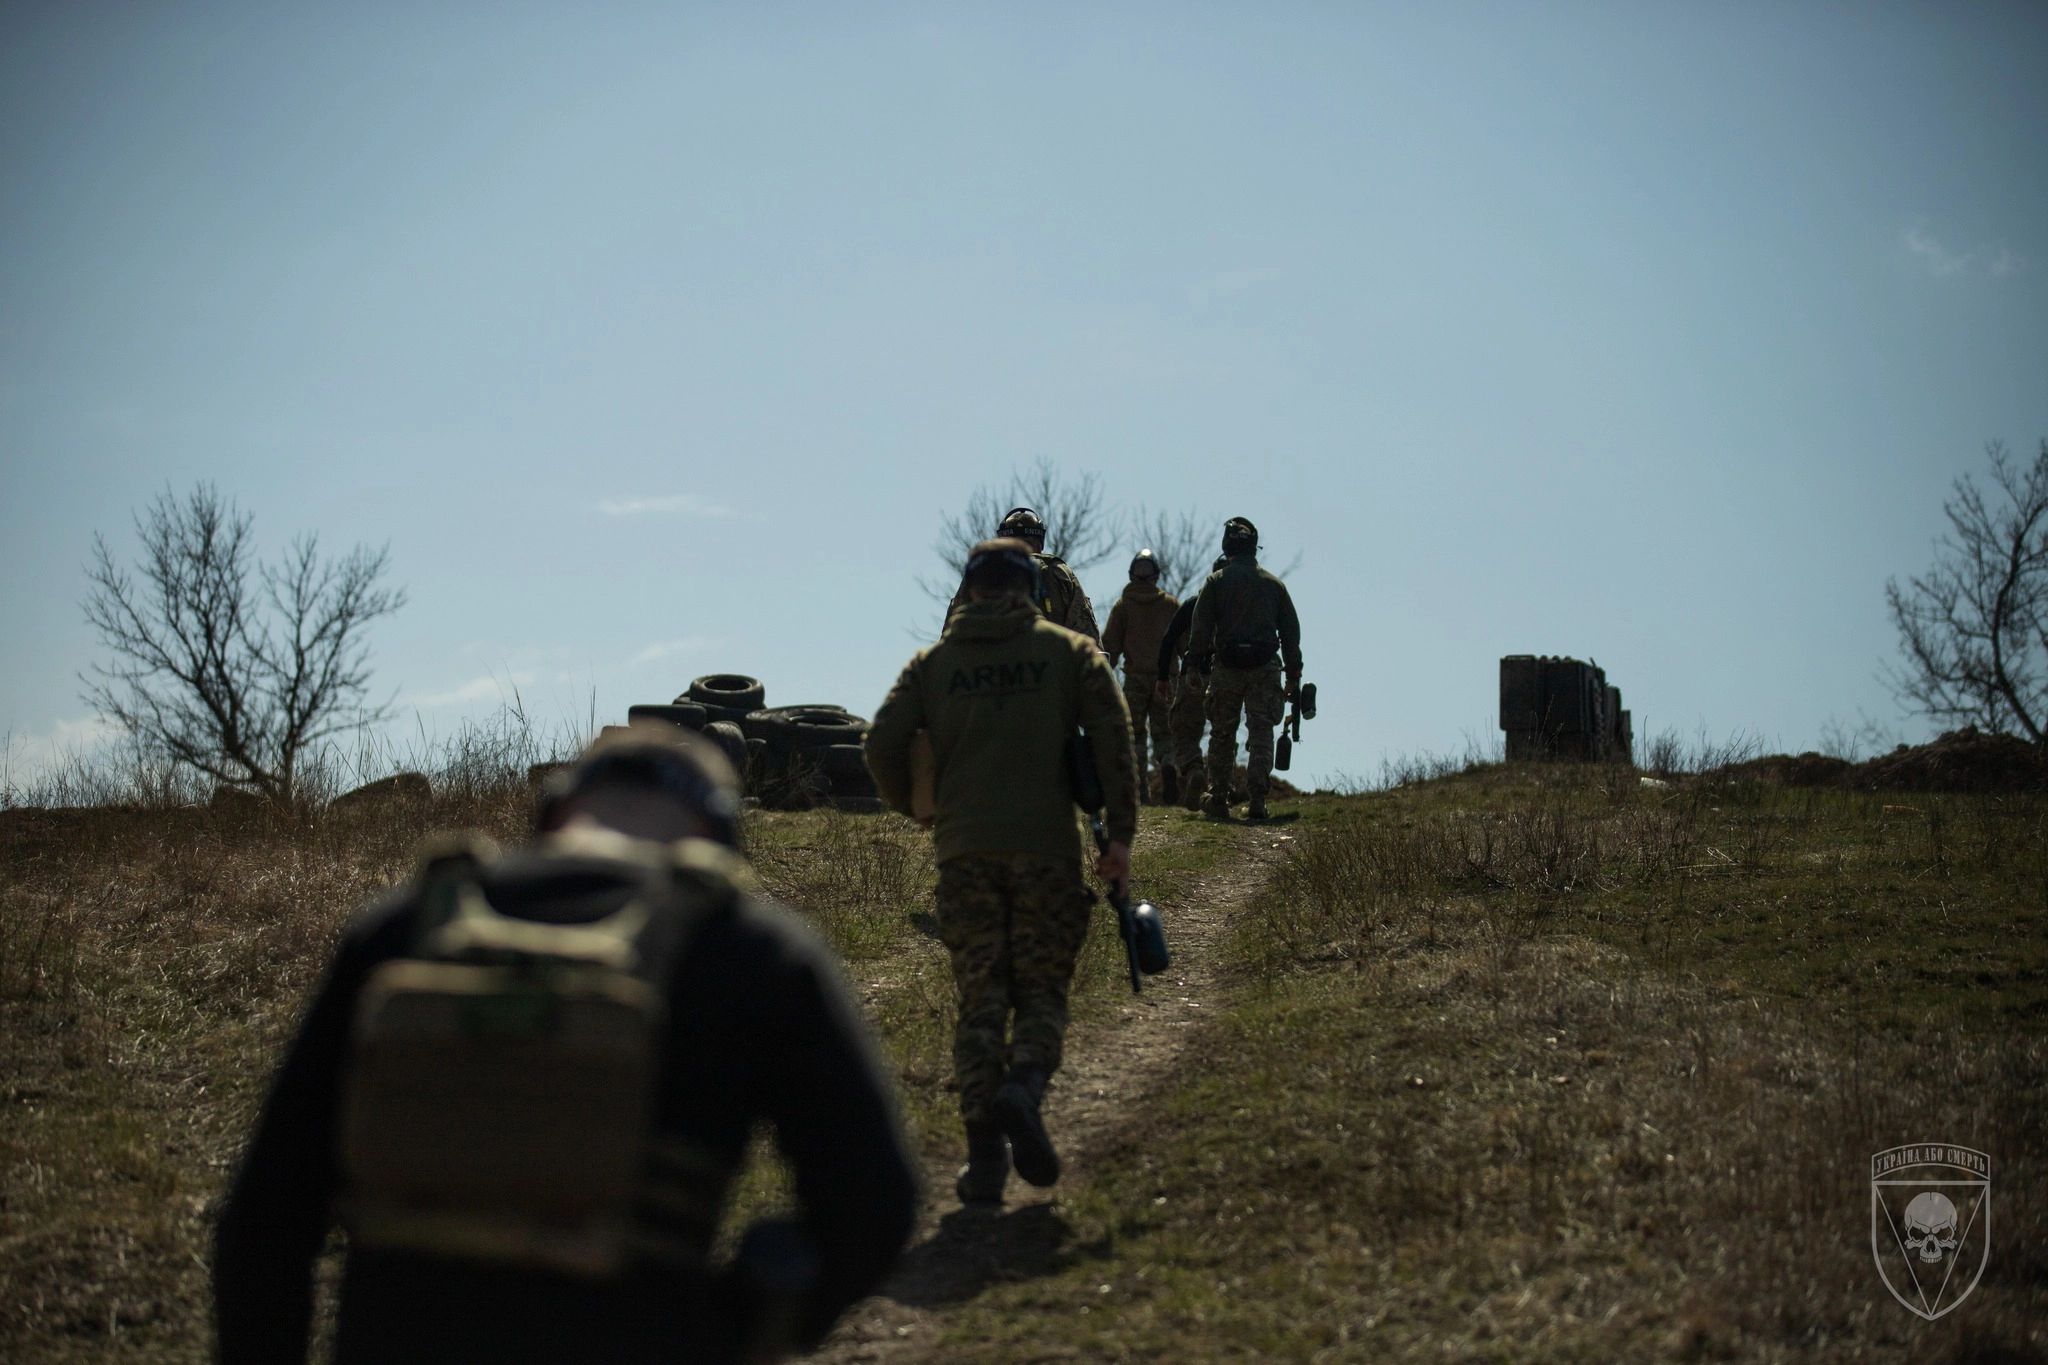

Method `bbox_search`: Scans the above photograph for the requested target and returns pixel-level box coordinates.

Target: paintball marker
[1066,735,1171,993]
[1274,680,1317,771]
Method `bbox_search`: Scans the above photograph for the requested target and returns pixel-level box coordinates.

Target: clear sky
[3,2,2044,788]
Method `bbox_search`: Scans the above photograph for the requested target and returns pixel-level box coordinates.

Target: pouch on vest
[1218,639,1278,669]
[337,830,739,1279]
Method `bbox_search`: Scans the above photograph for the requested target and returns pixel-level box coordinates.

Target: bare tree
[1886,439,2048,744]
[82,484,407,798]
[1126,505,1223,599]
[922,458,1123,604]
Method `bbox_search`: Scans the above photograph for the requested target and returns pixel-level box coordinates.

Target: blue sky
[3,2,2044,787]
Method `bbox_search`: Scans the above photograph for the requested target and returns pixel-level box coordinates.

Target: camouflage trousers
[1168,668,1208,775]
[1121,673,1172,784]
[934,852,1096,1124]
[1206,662,1287,796]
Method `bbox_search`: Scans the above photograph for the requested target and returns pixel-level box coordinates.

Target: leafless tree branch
[1126,505,1221,600]
[1884,439,2048,744]
[920,457,1123,605]
[80,485,407,798]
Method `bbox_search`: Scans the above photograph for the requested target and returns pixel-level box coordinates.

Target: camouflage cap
[538,721,741,845]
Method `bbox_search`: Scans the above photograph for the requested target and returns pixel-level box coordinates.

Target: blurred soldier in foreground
[1155,555,1230,810]
[1099,549,1179,804]
[867,538,1137,1206]
[214,727,917,1365]
[1186,518,1302,821]
[948,507,1100,640]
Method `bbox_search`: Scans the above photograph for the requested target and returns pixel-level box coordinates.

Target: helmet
[997,507,1046,544]
[1221,517,1258,556]
[538,724,740,846]
[1129,549,1160,581]
[962,537,1044,600]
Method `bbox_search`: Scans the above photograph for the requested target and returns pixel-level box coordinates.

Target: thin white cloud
[408,671,535,708]
[1903,226,2030,280]
[596,494,734,518]
[1904,225,1969,276]
[630,637,710,667]
[2,714,122,786]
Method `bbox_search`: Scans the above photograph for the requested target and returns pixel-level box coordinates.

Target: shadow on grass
[884,1202,1102,1309]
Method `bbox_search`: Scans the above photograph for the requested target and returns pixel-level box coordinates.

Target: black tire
[703,721,747,775]
[820,744,869,780]
[628,702,709,732]
[687,674,766,713]
[788,711,868,749]
[741,706,859,744]
[828,766,879,799]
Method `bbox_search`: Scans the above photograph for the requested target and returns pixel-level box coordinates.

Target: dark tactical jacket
[213,840,916,1365]
[866,597,1137,863]
[1186,553,1303,673]
[1155,595,1200,679]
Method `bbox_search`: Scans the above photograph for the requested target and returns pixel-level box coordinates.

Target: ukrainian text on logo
[1870,1143,1989,1321]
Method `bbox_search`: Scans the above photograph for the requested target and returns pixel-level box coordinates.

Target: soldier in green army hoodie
[1099,550,1179,804]
[1186,518,1302,821]
[867,539,1138,1206]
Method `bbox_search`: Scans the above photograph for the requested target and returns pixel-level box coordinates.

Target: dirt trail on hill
[815,822,1284,1364]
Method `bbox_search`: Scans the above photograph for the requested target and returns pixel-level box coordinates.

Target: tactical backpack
[337,828,747,1279]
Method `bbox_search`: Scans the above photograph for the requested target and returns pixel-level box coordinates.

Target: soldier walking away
[1099,549,1179,804]
[213,726,917,1365]
[867,538,1138,1207]
[948,507,1101,640]
[1155,555,1230,810]
[1187,518,1302,821]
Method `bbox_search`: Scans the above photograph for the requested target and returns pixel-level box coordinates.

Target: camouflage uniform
[1037,554,1100,641]
[864,589,1136,1136]
[1204,663,1287,794]
[934,853,1095,1123]
[1187,551,1302,802]
[1169,668,1208,776]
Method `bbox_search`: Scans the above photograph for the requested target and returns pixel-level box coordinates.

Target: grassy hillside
[3,767,2043,1362]
[937,770,2048,1361]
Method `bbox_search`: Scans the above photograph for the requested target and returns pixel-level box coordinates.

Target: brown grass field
[2,760,2044,1362]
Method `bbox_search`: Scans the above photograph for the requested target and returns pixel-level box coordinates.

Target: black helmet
[997,507,1046,543]
[963,536,1044,600]
[1221,517,1258,555]
[1129,549,1160,580]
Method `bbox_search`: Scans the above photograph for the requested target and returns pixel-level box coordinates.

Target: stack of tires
[625,674,881,812]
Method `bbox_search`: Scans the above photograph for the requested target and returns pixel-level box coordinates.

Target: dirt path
[815,821,1286,1363]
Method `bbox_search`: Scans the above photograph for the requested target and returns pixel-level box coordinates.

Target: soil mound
[1710,728,2048,795]
[1852,727,2048,794]
[1718,752,1853,788]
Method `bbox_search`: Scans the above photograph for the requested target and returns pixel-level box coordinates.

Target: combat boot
[1160,766,1179,805]
[1181,767,1207,812]
[1202,791,1231,821]
[992,1064,1060,1187]
[1246,790,1269,821]
[955,1121,1010,1206]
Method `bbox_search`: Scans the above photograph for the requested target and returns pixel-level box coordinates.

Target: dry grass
[936,770,2048,1362]
[0,760,1238,1363]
